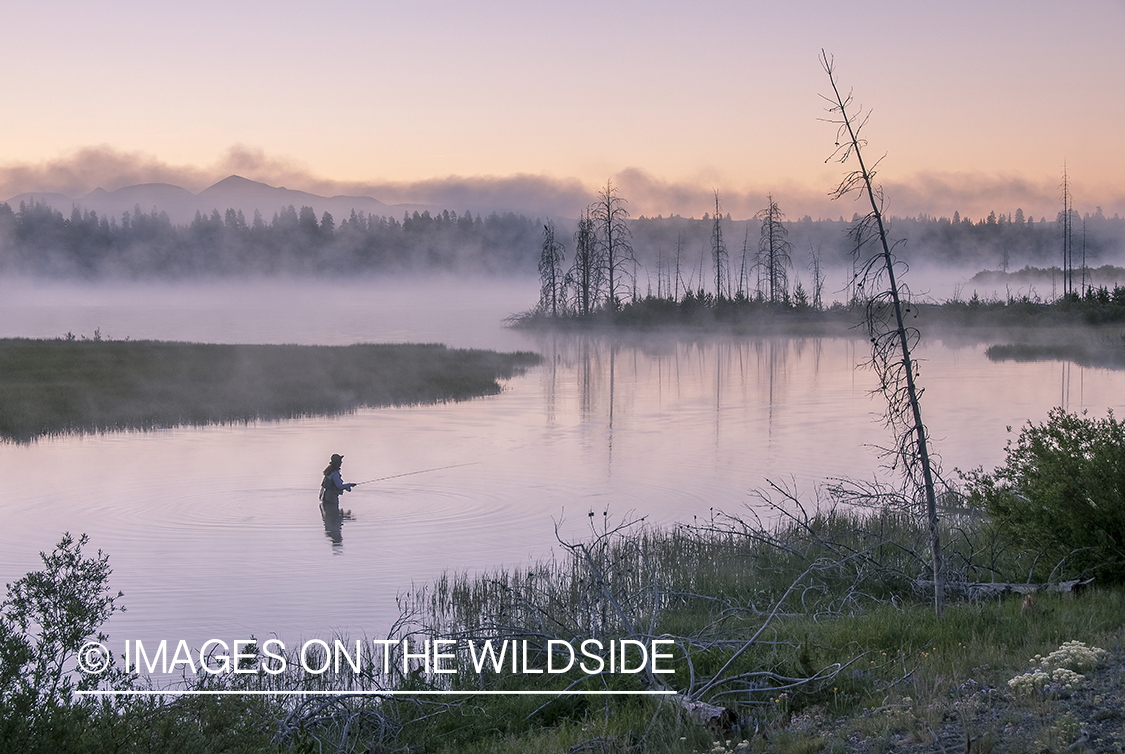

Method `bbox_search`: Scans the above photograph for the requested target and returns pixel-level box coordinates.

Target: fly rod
[352,462,480,486]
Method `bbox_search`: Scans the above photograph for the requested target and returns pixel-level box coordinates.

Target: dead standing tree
[1060,164,1074,299]
[711,191,729,299]
[756,194,792,304]
[820,50,944,618]
[590,178,634,310]
[738,226,752,299]
[567,208,603,316]
[537,220,566,317]
[809,245,825,310]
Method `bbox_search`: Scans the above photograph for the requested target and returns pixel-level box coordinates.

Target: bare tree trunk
[756,195,791,305]
[711,192,728,299]
[809,246,824,310]
[821,50,943,618]
[1061,165,1072,299]
[739,226,751,299]
[591,179,634,310]
[569,209,601,316]
[538,220,565,317]
[674,233,684,303]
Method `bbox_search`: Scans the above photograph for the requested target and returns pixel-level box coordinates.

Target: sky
[1,0,1123,220]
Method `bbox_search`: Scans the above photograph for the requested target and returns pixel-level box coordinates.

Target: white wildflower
[1008,640,1106,695]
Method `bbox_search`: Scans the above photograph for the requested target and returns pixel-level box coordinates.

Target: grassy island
[0,339,540,441]
[514,282,1125,332]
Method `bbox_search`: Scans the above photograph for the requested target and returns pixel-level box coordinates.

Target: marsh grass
[13,495,1125,752]
[378,499,1125,753]
[0,338,539,441]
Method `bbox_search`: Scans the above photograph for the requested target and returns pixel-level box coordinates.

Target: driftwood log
[670,695,739,735]
[913,577,1094,601]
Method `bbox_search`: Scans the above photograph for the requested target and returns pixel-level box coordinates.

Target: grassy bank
[7,483,1123,753]
[0,338,540,441]
[271,496,1125,753]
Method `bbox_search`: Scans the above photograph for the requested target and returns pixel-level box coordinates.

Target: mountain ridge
[4,175,435,225]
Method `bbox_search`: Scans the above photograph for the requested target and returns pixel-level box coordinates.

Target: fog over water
[0,275,534,350]
[1,276,1123,665]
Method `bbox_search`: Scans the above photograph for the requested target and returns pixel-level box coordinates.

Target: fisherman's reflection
[320,500,354,551]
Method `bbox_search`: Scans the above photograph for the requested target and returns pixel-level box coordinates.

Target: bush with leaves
[965,408,1125,581]
[0,533,130,751]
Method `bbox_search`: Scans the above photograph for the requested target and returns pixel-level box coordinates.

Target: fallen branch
[913,577,1093,600]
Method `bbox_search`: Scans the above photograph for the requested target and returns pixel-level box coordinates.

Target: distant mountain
[196,176,395,225]
[5,191,75,214]
[81,183,198,222]
[4,176,428,225]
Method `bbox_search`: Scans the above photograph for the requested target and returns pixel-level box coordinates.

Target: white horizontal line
[78,689,677,696]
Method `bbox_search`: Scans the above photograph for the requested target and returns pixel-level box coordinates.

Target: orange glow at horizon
[1,1,1122,220]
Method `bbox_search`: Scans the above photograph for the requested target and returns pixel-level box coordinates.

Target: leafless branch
[820,49,944,618]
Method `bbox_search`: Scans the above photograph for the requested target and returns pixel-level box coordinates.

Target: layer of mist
[3,190,1124,289]
[5,147,1124,223]
[0,275,540,351]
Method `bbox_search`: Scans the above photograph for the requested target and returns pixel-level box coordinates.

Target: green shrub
[966,408,1125,581]
[0,533,130,751]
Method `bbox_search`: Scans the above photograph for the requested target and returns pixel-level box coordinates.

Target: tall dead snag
[568,208,602,316]
[1060,164,1074,299]
[538,220,566,317]
[674,232,685,302]
[820,51,943,618]
[809,246,825,310]
[755,194,792,304]
[711,191,729,299]
[738,226,752,299]
[590,178,634,310]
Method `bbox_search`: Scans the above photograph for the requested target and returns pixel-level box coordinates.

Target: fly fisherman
[320,453,355,506]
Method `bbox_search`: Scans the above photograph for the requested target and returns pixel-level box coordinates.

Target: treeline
[0,201,540,276]
[542,201,1125,317]
[534,187,829,319]
[529,183,1125,323]
[629,206,1125,291]
[0,195,1123,280]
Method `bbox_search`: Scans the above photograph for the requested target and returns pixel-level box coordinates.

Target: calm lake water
[1,276,1122,663]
